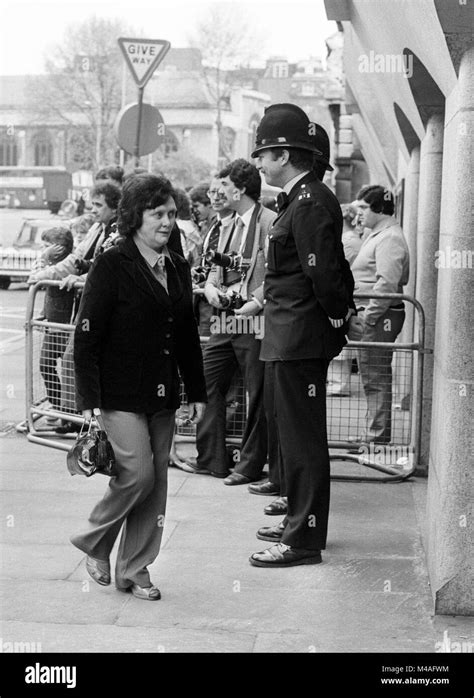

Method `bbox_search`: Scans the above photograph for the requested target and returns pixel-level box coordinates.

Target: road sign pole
[134,86,145,167]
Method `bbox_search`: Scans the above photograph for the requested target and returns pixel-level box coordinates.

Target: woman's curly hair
[118,173,175,238]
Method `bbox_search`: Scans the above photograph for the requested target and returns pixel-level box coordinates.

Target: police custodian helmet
[251,103,333,172]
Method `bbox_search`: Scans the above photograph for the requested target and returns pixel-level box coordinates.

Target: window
[163,130,179,157]
[33,134,53,166]
[0,135,18,166]
[273,63,288,78]
[301,82,315,96]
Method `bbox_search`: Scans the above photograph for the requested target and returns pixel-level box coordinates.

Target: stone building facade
[324,0,473,615]
[0,49,269,176]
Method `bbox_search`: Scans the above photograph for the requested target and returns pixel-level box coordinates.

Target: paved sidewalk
[0,433,473,654]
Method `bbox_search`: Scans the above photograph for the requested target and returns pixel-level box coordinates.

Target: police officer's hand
[59,274,82,291]
[234,300,261,317]
[204,283,223,308]
[347,315,365,341]
[188,402,206,425]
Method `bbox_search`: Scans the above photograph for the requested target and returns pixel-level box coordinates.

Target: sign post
[135,86,145,165]
[118,38,171,166]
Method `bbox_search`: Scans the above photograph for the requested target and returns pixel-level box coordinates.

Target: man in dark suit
[249,104,356,567]
[187,159,277,482]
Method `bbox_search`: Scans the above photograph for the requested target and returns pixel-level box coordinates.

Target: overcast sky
[0,0,336,74]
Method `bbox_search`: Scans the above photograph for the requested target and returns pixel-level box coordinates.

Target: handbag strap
[92,409,107,432]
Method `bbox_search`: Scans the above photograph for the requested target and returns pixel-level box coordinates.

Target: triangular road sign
[118,38,171,88]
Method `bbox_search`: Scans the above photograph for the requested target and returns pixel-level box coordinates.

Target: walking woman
[70,174,207,600]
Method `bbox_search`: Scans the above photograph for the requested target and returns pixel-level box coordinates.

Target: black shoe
[224,472,253,486]
[248,481,280,496]
[185,461,229,478]
[256,520,287,542]
[249,544,322,567]
[264,496,288,516]
[55,420,81,435]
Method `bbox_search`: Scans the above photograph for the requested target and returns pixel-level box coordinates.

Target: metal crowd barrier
[23,282,426,482]
[327,291,426,482]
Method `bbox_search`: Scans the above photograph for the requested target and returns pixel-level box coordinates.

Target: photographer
[187,159,276,484]
[191,176,235,336]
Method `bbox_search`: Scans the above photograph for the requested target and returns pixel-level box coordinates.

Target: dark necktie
[276,191,289,212]
[205,219,221,255]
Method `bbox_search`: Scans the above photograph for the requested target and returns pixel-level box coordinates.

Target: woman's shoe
[129,584,161,601]
[85,555,111,586]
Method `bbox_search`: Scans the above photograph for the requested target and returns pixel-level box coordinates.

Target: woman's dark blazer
[74,236,207,413]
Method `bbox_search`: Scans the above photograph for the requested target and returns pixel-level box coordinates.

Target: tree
[188,3,265,167]
[151,147,213,189]
[28,16,138,171]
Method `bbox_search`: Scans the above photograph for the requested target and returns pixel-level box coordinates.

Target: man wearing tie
[250,104,356,567]
[187,159,276,481]
[192,177,235,337]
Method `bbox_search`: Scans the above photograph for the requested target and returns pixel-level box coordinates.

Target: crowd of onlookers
[29,162,409,465]
[28,164,262,463]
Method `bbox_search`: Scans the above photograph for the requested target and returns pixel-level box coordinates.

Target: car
[0,217,72,289]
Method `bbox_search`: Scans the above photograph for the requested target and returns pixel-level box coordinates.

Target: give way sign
[118,38,171,88]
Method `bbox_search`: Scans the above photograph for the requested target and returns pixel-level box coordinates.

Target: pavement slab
[0,621,256,653]
[1,434,473,655]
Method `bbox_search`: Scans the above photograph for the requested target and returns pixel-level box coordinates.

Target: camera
[205,249,242,270]
[191,265,208,285]
[218,290,245,311]
[74,258,92,275]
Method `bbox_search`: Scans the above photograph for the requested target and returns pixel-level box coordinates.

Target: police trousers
[264,358,330,550]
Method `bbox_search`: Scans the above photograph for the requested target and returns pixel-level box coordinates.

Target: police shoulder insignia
[298,191,311,200]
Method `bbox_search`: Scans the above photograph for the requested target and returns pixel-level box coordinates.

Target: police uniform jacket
[74,236,207,413]
[261,172,354,361]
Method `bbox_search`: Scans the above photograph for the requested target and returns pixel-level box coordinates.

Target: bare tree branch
[27,16,134,169]
[188,2,265,165]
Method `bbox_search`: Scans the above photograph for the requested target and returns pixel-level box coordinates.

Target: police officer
[249,104,356,567]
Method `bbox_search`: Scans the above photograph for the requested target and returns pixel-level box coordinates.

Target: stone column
[394,146,420,410]
[55,130,66,167]
[402,145,420,338]
[425,46,474,616]
[415,111,444,470]
[17,130,27,166]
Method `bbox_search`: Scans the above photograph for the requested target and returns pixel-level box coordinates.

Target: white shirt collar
[219,212,235,225]
[133,234,172,268]
[283,171,310,195]
[237,204,256,229]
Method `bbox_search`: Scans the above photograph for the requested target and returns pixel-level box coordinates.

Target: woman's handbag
[67,414,117,478]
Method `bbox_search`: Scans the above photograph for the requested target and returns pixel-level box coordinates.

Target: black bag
[67,415,117,478]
